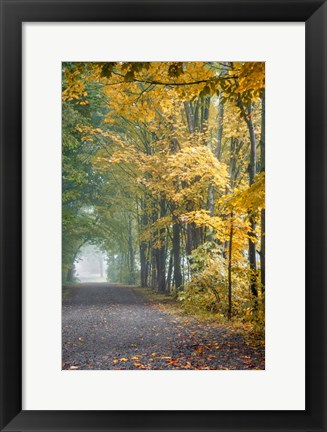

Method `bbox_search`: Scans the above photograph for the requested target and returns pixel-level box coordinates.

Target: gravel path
[62,283,264,370]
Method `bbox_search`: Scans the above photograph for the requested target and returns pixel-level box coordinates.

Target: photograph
[62,61,265,370]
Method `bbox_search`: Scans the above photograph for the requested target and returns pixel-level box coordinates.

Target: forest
[62,61,265,326]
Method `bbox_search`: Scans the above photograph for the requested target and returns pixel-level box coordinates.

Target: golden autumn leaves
[62,61,265,322]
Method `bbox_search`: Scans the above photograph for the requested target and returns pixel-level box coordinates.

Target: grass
[133,286,182,314]
[134,286,265,349]
[62,282,80,300]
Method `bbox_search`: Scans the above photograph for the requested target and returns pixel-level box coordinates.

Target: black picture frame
[0,0,326,431]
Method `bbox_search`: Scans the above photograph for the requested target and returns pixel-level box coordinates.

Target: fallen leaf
[134,363,146,369]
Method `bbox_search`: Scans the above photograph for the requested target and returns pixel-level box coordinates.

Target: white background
[23,23,305,410]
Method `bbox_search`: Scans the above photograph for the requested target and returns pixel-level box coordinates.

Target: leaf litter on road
[62,284,265,371]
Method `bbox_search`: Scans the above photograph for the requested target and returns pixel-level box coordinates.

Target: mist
[74,244,108,283]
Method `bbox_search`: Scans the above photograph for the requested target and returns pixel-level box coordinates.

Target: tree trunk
[139,198,149,287]
[127,218,136,285]
[246,104,257,185]
[66,266,75,283]
[172,221,183,290]
[200,96,211,143]
[167,252,173,293]
[65,239,87,283]
[244,103,258,298]
[140,243,147,287]
[184,101,195,133]
[186,224,193,256]
[260,209,265,295]
[156,197,167,293]
[119,254,123,283]
[260,92,265,296]
[151,248,157,290]
[260,93,265,172]
[215,95,224,160]
[227,213,233,320]
[193,99,200,131]
[248,219,258,297]
[209,70,225,217]
[226,136,237,319]
[214,63,228,159]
